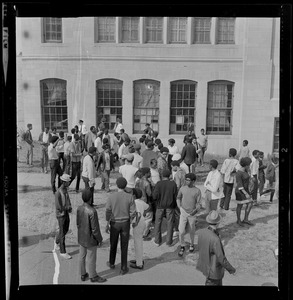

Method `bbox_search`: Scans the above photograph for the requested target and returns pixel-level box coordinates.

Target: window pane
[170,81,197,133]
[133,80,160,133]
[96,79,123,132]
[170,17,187,43]
[194,18,211,44]
[97,17,116,43]
[122,17,139,43]
[43,18,62,43]
[217,18,235,44]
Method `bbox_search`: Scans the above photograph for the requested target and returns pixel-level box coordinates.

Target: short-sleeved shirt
[177,185,202,214]
[119,165,139,188]
[235,170,250,200]
[220,158,238,184]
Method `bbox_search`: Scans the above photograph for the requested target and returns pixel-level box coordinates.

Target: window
[42,18,62,43]
[121,17,140,43]
[95,17,116,42]
[169,17,187,43]
[133,80,160,133]
[193,18,211,44]
[40,79,67,131]
[217,18,235,44]
[206,81,234,134]
[273,117,279,153]
[170,81,197,134]
[145,17,163,43]
[96,79,123,131]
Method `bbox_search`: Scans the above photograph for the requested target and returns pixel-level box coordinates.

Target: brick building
[16,17,279,156]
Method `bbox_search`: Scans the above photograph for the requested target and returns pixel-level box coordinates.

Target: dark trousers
[258,172,265,195]
[58,152,66,172]
[50,159,63,193]
[109,220,130,271]
[82,176,94,205]
[154,208,175,245]
[205,277,223,286]
[252,175,258,201]
[174,206,180,232]
[70,161,81,191]
[55,212,70,254]
[220,182,234,210]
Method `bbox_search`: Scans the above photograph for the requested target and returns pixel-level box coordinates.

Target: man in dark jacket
[197,210,236,285]
[152,169,177,246]
[76,188,107,283]
[181,138,197,173]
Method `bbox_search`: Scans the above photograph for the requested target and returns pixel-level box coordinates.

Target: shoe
[242,220,254,226]
[60,253,72,259]
[90,275,107,283]
[153,240,160,247]
[143,236,152,241]
[178,246,185,257]
[236,221,244,227]
[173,231,179,238]
[81,273,89,281]
[106,261,115,269]
[130,262,144,270]
[189,244,195,253]
[120,267,129,275]
[54,243,60,251]
[130,260,136,264]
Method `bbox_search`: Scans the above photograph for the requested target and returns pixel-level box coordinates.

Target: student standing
[24,123,34,166]
[63,135,72,175]
[250,150,260,205]
[152,169,177,246]
[119,154,138,191]
[54,174,72,259]
[197,210,236,285]
[220,148,238,210]
[56,131,66,172]
[81,146,97,205]
[48,136,63,194]
[113,117,123,134]
[157,147,170,180]
[130,188,152,269]
[105,177,137,275]
[258,151,267,196]
[97,144,114,192]
[76,188,107,283]
[141,141,158,168]
[132,144,143,169]
[235,157,254,226]
[204,160,224,213]
[38,127,51,173]
[177,173,202,257]
[181,138,197,173]
[197,128,208,166]
[238,139,250,160]
[69,134,83,193]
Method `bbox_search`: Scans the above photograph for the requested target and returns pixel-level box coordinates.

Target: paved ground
[17,172,278,287]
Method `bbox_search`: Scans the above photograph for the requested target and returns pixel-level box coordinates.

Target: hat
[116,177,127,189]
[140,167,150,176]
[185,173,196,181]
[126,153,134,161]
[50,136,59,144]
[88,146,97,154]
[82,188,92,202]
[206,210,222,225]
[60,174,71,182]
[134,143,141,150]
[172,153,181,161]
[160,147,169,154]
[147,141,155,148]
[162,169,171,178]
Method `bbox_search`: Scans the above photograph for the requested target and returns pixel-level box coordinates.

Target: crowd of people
[20,118,279,285]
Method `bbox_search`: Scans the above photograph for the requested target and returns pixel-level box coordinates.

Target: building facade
[16,17,279,156]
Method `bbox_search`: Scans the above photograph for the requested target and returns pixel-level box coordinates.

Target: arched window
[40,78,68,131]
[133,80,160,133]
[206,80,234,134]
[96,79,123,131]
[170,80,197,134]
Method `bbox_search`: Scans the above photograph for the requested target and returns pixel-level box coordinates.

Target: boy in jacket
[76,188,107,283]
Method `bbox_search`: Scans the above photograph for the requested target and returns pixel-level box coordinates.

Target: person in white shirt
[219,148,238,210]
[81,146,97,205]
[132,144,143,169]
[250,150,260,204]
[197,128,208,166]
[38,127,52,173]
[48,136,63,194]
[56,131,66,172]
[63,135,72,175]
[119,154,138,192]
[168,138,179,156]
[94,132,104,154]
[78,120,88,151]
[204,160,224,213]
[113,117,123,134]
